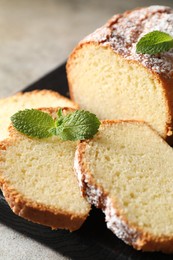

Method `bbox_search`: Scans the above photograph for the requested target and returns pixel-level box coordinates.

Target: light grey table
[1,0,173,259]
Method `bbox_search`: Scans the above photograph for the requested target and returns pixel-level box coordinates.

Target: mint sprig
[136,31,173,55]
[11,108,100,141]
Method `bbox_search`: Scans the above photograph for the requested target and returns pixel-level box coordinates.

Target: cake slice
[0,89,78,141]
[67,5,173,144]
[75,120,173,252]
[0,107,90,231]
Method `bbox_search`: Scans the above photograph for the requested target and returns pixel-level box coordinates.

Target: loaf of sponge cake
[75,120,173,253]
[67,5,173,144]
[0,107,90,231]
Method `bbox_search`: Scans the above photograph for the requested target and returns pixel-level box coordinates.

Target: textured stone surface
[0,224,66,260]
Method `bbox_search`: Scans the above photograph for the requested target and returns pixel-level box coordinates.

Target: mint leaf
[136,31,173,54]
[54,110,101,141]
[11,109,55,138]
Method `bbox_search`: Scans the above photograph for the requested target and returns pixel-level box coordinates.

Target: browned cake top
[83,6,173,78]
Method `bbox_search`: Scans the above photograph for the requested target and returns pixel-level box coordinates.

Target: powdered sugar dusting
[82,26,111,44]
[82,171,141,245]
[104,197,141,245]
[74,147,102,205]
[75,146,141,245]
[74,149,83,191]
[85,183,103,207]
[87,5,173,77]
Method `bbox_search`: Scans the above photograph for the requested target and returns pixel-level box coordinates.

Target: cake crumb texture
[0,107,90,231]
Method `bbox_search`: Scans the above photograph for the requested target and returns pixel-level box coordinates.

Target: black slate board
[0,63,173,260]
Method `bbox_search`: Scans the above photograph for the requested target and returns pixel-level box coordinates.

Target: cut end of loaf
[67,43,170,140]
[0,107,90,231]
[67,5,173,143]
[75,120,173,252]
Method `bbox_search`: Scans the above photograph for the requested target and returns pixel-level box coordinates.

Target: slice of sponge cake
[0,90,78,141]
[75,120,173,252]
[0,107,90,231]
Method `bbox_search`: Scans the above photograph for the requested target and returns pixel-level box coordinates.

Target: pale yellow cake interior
[68,44,168,138]
[82,121,173,236]
[0,134,90,216]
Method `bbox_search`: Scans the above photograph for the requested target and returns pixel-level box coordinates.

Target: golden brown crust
[74,120,173,253]
[38,106,75,116]
[23,89,78,109]
[1,182,87,231]
[0,89,79,109]
[158,76,173,144]
[0,107,89,231]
